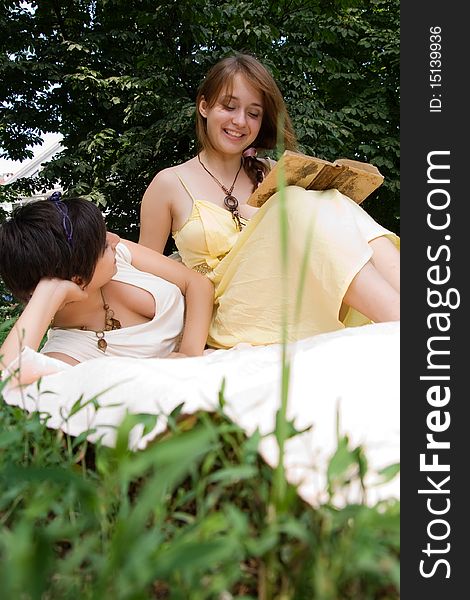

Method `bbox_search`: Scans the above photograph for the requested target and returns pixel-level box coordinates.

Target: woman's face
[86,231,120,289]
[199,73,264,156]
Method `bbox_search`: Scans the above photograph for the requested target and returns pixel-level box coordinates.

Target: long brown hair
[195,53,298,190]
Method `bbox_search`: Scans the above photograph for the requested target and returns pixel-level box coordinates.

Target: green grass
[0,391,399,599]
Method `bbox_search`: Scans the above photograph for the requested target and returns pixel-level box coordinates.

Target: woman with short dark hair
[0,194,214,379]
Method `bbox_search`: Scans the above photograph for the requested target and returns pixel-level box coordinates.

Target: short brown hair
[0,197,106,302]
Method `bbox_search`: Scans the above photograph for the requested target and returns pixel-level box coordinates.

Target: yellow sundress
[173,179,399,349]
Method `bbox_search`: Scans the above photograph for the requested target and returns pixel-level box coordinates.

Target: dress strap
[175,174,197,204]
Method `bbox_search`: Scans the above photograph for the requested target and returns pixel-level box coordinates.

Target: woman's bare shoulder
[146,159,196,193]
[147,165,180,190]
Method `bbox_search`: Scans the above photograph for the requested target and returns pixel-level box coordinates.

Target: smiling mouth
[224,129,244,139]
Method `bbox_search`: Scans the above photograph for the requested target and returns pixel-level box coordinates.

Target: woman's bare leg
[343,260,400,322]
[369,236,400,293]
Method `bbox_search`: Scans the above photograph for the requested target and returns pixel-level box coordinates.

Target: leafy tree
[0,0,399,243]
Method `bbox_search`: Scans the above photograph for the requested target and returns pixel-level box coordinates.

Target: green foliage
[0,389,399,599]
[0,279,20,345]
[0,0,399,240]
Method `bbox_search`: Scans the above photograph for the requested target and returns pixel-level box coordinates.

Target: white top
[41,243,185,361]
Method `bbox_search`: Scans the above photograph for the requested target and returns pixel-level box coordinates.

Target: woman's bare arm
[122,240,214,356]
[0,279,87,373]
[138,170,176,253]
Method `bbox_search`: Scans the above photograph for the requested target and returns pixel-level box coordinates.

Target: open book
[247,150,384,207]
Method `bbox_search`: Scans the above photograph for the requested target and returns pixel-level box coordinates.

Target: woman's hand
[44,279,88,312]
[36,278,88,311]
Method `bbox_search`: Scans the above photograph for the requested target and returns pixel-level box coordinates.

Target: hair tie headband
[49,191,62,203]
[242,147,257,158]
[48,191,73,244]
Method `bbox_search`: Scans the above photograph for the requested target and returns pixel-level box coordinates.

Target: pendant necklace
[51,288,122,353]
[197,154,245,231]
[94,288,122,352]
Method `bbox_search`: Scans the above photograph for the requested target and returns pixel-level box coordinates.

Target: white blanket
[2,321,400,507]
